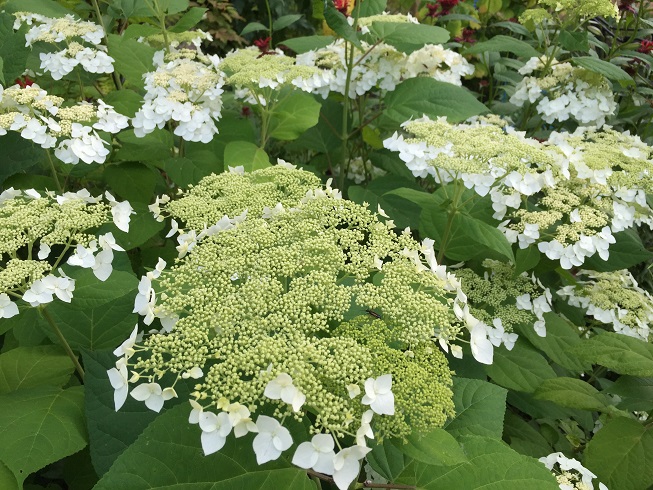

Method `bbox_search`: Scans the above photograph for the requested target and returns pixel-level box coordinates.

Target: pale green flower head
[520,0,618,28]
[127,165,463,442]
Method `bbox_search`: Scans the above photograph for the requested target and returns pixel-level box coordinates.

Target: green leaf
[103,162,161,203]
[0,57,5,85]
[0,386,87,486]
[465,35,539,58]
[158,0,188,14]
[400,436,558,489]
[169,7,207,32]
[0,13,30,83]
[116,129,172,162]
[368,22,450,53]
[514,246,540,275]
[83,351,159,476]
[269,92,321,140]
[99,201,165,250]
[94,404,316,489]
[324,4,362,48]
[492,21,531,37]
[224,141,271,171]
[584,229,653,271]
[107,34,157,90]
[559,30,590,52]
[398,428,468,466]
[514,313,591,372]
[0,132,42,186]
[62,268,137,311]
[45,292,137,351]
[444,378,507,439]
[572,56,635,86]
[606,377,653,411]
[0,460,17,490]
[4,0,73,17]
[241,21,269,35]
[369,150,416,180]
[289,97,342,153]
[585,417,653,490]
[103,90,144,118]
[384,78,488,124]
[569,332,653,377]
[358,0,387,16]
[281,35,335,53]
[107,0,155,18]
[0,346,74,394]
[273,14,302,31]
[534,377,612,412]
[367,441,408,482]
[503,412,552,458]
[485,342,556,393]
[160,156,220,187]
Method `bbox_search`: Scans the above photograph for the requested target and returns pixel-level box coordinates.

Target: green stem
[45,150,63,193]
[265,0,274,41]
[90,0,123,90]
[436,181,464,263]
[41,307,85,382]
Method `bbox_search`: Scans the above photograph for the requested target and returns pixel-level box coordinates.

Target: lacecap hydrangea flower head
[0,188,132,316]
[540,452,608,490]
[13,12,114,80]
[384,116,653,270]
[109,164,500,489]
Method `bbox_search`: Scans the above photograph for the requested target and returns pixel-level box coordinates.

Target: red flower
[14,76,34,88]
[454,28,476,44]
[254,37,271,52]
[241,106,252,117]
[334,0,351,14]
[426,3,440,17]
[425,0,459,18]
[638,39,653,54]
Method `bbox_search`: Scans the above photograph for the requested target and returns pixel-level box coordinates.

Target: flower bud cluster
[510,58,617,128]
[0,83,128,164]
[558,269,653,342]
[384,116,653,269]
[112,165,470,487]
[0,188,132,314]
[539,452,609,490]
[295,39,473,98]
[13,13,114,80]
[132,48,225,143]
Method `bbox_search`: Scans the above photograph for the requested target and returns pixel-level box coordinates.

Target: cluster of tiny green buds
[558,269,653,342]
[112,164,474,487]
[0,187,132,316]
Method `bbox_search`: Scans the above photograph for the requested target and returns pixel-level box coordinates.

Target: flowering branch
[41,307,85,381]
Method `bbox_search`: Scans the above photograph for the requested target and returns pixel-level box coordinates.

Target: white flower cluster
[132,49,225,143]
[511,57,617,128]
[558,269,653,342]
[0,83,128,164]
[295,40,473,98]
[13,13,114,80]
[540,452,608,490]
[384,117,653,270]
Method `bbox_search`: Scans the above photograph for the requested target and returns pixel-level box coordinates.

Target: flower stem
[45,150,63,193]
[41,307,85,382]
[90,0,123,90]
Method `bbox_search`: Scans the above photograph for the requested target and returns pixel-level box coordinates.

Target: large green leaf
[281,35,335,53]
[107,0,156,18]
[268,92,321,141]
[444,378,507,439]
[398,428,468,466]
[398,436,558,489]
[103,90,144,118]
[584,230,653,271]
[502,412,552,458]
[465,35,539,58]
[273,14,303,31]
[0,460,17,490]
[514,313,591,372]
[45,292,137,351]
[534,377,612,412]
[83,351,159,476]
[384,78,488,125]
[116,129,173,162]
[62,268,137,311]
[224,141,271,171]
[4,0,73,17]
[107,34,157,89]
[358,0,386,16]
[169,7,207,32]
[367,441,409,482]
[324,4,362,48]
[368,22,450,53]
[569,332,653,377]
[0,14,30,83]
[485,342,556,393]
[0,346,74,394]
[606,377,653,411]
[94,403,316,489]
[160,156,219,187]
[0,386,87,485]
[572,57,635,87]
[585,417,653,490]
[103,162,162,203]
[98,201,165,250]
[0,132,42,186]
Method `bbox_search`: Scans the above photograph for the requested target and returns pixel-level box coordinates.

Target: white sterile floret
[0,293,19,319]
[133,276,156,324]
[41,273,76,302]
[199,411,233,455]
[539,452,608,490]
[225,402,257,437]
[113,324,139,359]
[130,382,177,412]
[333,445,371,490]
[105,192,134,232]
[264,372,306,412]
[252,415,293,464]
[355,410,374,447]
[189,399,204,424]
[67,243,97,268]
[92,248,114,281]
[361,374,394,416]
[22,279,54,306]
[94,100,129,133]
[37,243,51,260]
[292,433,337,475]
[470,322,494,365]
[107,362,129,411]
